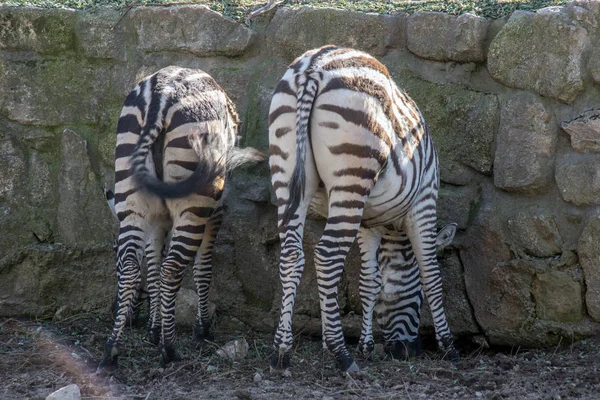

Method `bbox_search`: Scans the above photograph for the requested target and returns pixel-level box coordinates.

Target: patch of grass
[3,0,571,21]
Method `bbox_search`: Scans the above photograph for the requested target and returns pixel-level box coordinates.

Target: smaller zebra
[99,66,264,370]
[373,223,456,360]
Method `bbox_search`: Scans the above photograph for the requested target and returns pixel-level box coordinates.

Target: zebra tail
[131,127,226,199]
[281,74,318,227]
[226,147,267,171]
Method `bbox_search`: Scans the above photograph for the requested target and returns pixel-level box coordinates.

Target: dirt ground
[1,317,599,400]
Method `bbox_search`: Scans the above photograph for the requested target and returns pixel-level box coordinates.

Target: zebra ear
[105,187,117,220]
[436,222,457,251]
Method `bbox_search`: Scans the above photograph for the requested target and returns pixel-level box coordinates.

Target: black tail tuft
[281,165,305,227]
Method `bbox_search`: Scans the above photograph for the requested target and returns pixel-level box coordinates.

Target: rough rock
[400,77,498,184]
[577,216,600,321]
[555,152,600,206]
[75,9,126,61]
[175,288,216,328]
[532,271,583,322]
[129,5,256,56]
[0,8,76,54]
[266,7,402,60]
[57,129,114,245]
[46,384,81,400]
[488,9,590,104]
[0,244,114,317]
[561,109,600,153]
[590,46,600,85]
[438,184,480,229]
[407,12,490,62]
[507,212,563,257]
[216,338,249,361]
[493,92,556,194]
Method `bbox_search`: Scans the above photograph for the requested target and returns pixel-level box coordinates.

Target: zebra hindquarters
[375,232,424,360]
[404,210,459,362]
[268,83,322,375]
[192,203,224,344]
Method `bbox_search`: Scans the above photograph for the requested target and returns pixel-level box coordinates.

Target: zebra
[98,66,264,370]
[268,45,459,373]
[374,223,456,360]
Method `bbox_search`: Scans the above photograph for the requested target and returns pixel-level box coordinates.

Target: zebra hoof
[97,342,119,373]
[385,338,422,360]
[343,360,360,374]
[194,322,214,344]
[160,345,182,367]
[269,352,291,374]
[338,353,359,373]
[444,347,460,363]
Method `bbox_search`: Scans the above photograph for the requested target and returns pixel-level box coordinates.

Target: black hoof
[440,337,460,363]
[194,321,214,343]
[269,351,290,372]
[97,342,119,373]
[160,345,182,367]
[385,338,422,360]
[337,353,358,372]
[148,327,160,346]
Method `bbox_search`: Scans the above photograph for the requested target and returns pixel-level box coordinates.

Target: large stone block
[57,129,114,245]
[0,58,115,126]
[532,271,583,322]
[129,5,256,56]
[561,109,600,153]
[493,92,556,194]
[0,7,76,54]
[266,7,402,61]
[508,212,563,258]
[407,12,490,62]
[488,9,590,104]
[75,9,126,61]
[438,184,480,229]
[0,244,114,317]
[555,152,600,206]
[400,77,498,185]
[578,216,600,321]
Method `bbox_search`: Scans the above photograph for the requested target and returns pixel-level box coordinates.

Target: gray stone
[129,6,256,56]
[494,92,556,194]
[266,7,402,61]
[174,288,216,328]
[407,12,490,62]
[555,152,600,206]
[57,129,114,245]
[561,109,600,153]
[532,271,583,322]
[488,9,590,104]
[507,212,563,258]
[590,46,600,85]
[438,184,480,229]
[75,8,126,61]
[46,384,81,400]
[216,338,249,361]
[577,216,600,321]
[400,77,498,183]
[0,8,76,54]
[0,244,114,317]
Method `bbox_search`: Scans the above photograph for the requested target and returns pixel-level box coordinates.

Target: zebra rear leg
[146,228,168,346]
[159,211,211,366]
[192,205,223,344]
[356,228,383,358]
[98,235,144,372]
[405,217,459,362]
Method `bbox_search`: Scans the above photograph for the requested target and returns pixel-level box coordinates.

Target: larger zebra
[99,66,263,370]
[268,46,458,373]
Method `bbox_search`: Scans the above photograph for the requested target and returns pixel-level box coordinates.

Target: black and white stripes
[268,46,458,373]
[99,66,263,370]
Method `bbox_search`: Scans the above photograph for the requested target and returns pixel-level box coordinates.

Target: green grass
[2,0,572,21]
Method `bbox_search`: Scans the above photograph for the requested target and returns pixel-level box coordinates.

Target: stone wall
[1,2,599,346]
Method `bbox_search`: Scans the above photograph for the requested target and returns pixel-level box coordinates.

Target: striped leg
[159,209,212,365]
[356,228,383,357]
[376,233,423,360]
[192,204,223,343]
[99,223,145,371]
[146,227,168,346]
[404,214,458,361]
